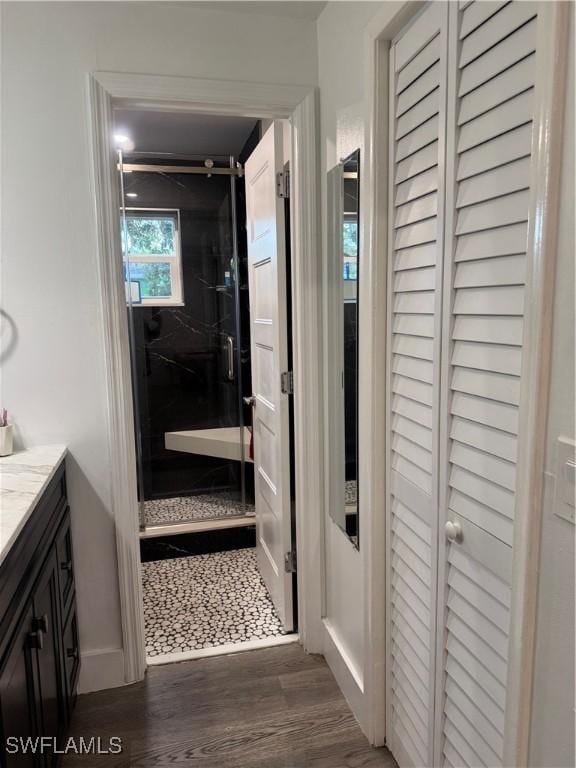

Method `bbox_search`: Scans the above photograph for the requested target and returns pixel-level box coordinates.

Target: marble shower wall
[124,168,252,501]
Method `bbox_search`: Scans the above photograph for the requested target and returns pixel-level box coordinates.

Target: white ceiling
[187,1,327,20]
[113,109,260,158]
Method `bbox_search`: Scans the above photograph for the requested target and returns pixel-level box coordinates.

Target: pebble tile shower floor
[142,547,285,656]
[143,493,255,527]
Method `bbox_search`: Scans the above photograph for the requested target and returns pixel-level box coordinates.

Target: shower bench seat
[165,427,253,463]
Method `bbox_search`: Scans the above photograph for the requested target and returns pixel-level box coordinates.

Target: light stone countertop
[0,445,67,566]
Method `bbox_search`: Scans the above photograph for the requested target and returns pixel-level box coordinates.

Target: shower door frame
[89,71,324,684]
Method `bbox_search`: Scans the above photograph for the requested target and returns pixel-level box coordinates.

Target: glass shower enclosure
[118,152,253,530]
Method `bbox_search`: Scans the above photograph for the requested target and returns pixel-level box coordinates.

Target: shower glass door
[118,152,252,530]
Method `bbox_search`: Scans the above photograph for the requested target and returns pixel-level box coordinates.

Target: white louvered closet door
[386,2,541,767]
[435,2,539,767]
[386,5,448,767]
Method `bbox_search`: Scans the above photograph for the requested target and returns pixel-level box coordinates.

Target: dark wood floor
[64,643,396,767]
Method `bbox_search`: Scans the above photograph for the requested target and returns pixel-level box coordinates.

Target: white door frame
[88,71,324,684]
[364,0,569,761]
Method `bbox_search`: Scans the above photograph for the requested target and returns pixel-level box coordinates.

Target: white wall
[316,0,391,733]
[0,1,317,692]
[529,9,575,766]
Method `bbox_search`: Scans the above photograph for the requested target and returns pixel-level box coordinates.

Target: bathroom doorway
[115,109,297,663]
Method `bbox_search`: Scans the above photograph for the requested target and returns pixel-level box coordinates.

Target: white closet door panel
[451,392,519,435]
[395,142,439,183]
[393,434,434,474]
[454,254,526,288]
[451,339,522,376]
[393,354,434,383]
[450,466,514,520]
[394,242,437,271]
[456,158,530,208]
[397,33,440,92]
[446,608,508,683]
[392,413,434,451]
[393,313,435,337]
[458,17,537,96]
[396,90,440,139]
[458,53,535,125]
[457,89,533,153]
[388,7,446,766]
[451,367,520,405]
[392,455,432,494]
[450,488,514,545]
[392,394,433,429]
[393,333,434,360]
[455,221,527,262]
[394,265,436,292]
[459,2,537,68]
[437,9,534,755]
[445,678,505,754]
[459,1,508,39]
[394,218,437,249]
[452,315,524,346]
[394,290,435,314]
[444,700,502,766]
[397,62,441,116]
[450,417,518,462]
[450,441,516,492]
[457,123,532,180]
[393,374,434,407]
[455,190,530,235]
[445,657,505,733]
[396,166,439,205]
[395,192,438,227]
[392,563,430,617]
[391,671,428,732]
[393,538,431,601]
[392,666,428,724]
[396,117,439,162]
[452,285,524,316]
[394,0,443,71]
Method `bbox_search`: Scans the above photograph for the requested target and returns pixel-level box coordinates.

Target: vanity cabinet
[0,462,78,766]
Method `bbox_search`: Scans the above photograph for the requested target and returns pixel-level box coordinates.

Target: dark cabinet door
[32,551,64,764]
[0,602,40,768]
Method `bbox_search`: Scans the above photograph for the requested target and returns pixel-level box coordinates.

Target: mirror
[328,149,360,547]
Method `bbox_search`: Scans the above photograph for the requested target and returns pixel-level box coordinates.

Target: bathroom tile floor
[142,547,285,657]
[143,493,255,527]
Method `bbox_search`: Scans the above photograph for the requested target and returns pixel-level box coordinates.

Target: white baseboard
[322,619,368,737]
[147,633,299,666]
[77,648,126,694]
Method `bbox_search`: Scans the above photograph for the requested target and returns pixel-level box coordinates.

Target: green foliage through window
[123,216,175,256]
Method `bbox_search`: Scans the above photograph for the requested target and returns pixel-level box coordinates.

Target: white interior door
[435,3,539,766]
[386,4,448,766]
[245,122,294,632]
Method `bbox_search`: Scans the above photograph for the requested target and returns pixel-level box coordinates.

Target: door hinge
[280,370,294,395]
[284,549,297,573]
[276,170,290,199]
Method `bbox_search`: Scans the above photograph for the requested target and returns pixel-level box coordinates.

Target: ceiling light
[114,133,135,152]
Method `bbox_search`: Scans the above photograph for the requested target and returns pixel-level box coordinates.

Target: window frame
[123,207,184,307]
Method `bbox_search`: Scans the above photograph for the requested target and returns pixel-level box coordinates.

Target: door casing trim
[88,71,324,683]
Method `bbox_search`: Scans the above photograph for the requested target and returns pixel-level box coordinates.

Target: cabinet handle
[61,560,73,573]
[66,647,79,660]
[33,614,49,633]
[29,630,44,650]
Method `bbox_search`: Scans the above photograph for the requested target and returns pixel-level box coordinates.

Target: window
[122,210,183,306]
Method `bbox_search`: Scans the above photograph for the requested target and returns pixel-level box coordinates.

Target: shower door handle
[226,335,235,381]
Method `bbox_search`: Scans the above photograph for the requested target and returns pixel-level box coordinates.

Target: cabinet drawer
[62,606,79,709]
[55,513,74,619]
